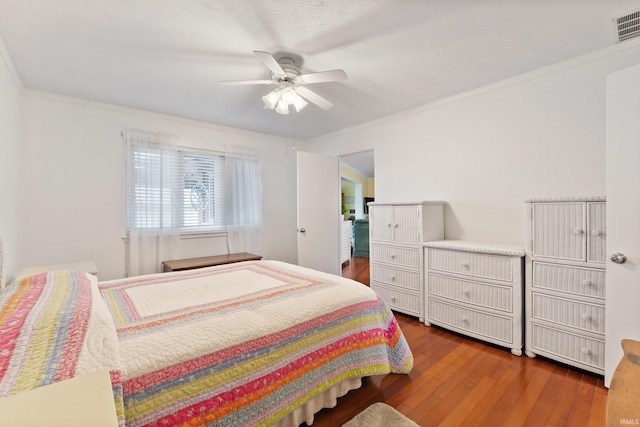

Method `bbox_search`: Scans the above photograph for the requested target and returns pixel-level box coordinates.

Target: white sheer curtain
[224,145,263,255]
[123,129,180,276]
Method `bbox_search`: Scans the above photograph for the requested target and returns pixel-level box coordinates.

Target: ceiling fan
[219,51,347,114]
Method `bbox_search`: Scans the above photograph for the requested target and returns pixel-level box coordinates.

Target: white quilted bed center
[125,269,287,317]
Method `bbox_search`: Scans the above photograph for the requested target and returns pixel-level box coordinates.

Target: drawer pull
[581,348,591,356]
[591,229,603,236]
[582,279,593,287]
[581,313,592,321]
[391,275,396,282]
[573,228,584,235]
[387,223,392,228]
[391,296,396,303]
[462,317,469,324]
[390,254,396,259]
[462,262,470,269]
[394,223,399,228]
[462,289,471,297]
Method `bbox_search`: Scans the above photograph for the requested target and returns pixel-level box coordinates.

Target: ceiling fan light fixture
[293,94,308,112]
[275,99,290,115]
[262,90,280,109]
[281,88,296,104]
[263,86,307,114]
[222,51,346,114]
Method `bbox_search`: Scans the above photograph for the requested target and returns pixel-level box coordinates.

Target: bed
[0,259,413,426]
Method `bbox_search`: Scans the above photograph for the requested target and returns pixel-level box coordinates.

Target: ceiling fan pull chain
[291,109,296,151]
[283,112,289,161]
[284,137,288,161]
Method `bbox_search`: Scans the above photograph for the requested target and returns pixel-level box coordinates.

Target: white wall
[6,37,640,281]
[0,40,22,283]
[17,93,298,280]
[308,43,640,247]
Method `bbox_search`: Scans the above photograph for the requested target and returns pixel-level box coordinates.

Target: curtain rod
[121,129,259,158]
[120,128,179,139]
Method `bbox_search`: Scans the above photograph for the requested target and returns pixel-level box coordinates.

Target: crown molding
[0,37,24,94]
[21,88,285,142]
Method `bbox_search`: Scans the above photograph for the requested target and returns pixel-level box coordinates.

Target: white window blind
[128,145,177,231]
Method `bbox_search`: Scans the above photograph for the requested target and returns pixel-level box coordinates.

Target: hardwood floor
[341,256,370,286]
[308,257,608,426]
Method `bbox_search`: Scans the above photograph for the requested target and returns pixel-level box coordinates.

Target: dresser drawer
[531,323,604,371]
[371,264,420,290]
[532,293,604,334]
[427,248,513,282]
[427,298,513,344]
[532,262,605,299]
[427,273,513,312]
[371,244,420,268]
[372,283,420,315]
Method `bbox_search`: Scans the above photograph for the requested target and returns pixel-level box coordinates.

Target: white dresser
[525,196,606,374]
[341,219,352,265]
[368,201,444,321]
[424,240,525,355]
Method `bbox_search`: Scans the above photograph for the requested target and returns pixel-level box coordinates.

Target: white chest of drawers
[341,219,352,265]
[525,197,606,375]
[424,240,525,356]
[368,201,444,321]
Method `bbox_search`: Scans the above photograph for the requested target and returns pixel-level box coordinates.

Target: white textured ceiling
[1,0,639,140]
[342,151,374,178]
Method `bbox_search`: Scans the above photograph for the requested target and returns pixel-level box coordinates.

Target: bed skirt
[274,377,363,427]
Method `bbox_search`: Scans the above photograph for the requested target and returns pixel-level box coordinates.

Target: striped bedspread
[0,270,123,422]
[99,260,413,426]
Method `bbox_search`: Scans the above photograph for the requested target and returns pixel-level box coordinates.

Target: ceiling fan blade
[253,50,285,75]
[219,79,274,86]
[296,86,334,110]
[299,69,348,84]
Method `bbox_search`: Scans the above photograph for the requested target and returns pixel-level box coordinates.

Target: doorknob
[299,228,306,233]
[610,252,627,264]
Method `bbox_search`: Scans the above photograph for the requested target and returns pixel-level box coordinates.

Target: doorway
[340,177,363,219]
[339,150,374,283]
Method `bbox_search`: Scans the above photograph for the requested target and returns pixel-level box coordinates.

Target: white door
[297,151,341,275]
[605,63,640,386]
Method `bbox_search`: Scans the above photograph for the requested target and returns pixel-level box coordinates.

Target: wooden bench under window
[162,253,262,272]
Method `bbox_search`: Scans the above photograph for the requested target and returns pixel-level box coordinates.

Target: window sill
[122,229,227,243]
[179,230,227,240]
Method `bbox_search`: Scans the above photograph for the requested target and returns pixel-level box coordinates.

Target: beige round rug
[342,402,420,427]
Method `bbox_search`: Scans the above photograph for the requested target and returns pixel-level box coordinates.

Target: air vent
[614,11,640,42]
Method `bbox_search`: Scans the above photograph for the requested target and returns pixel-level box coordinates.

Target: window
[179,151,226,230]
[126,144,259,233]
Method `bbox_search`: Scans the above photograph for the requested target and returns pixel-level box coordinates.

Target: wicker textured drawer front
[428,299,513,343]
[427,273,513,312]
[371,264,419,290]
[532,293,604,334]
[427,249,512,282]
[532,262,605,299]
[371,244,419,268]
[532,323,604,370]
[531,202,585,261]
[587,202,606,263]
[372,283,420,314]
